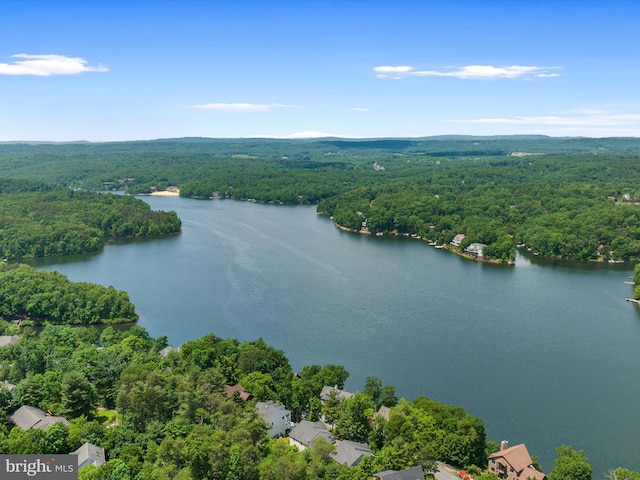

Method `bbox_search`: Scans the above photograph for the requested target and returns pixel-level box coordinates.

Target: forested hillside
[0,263,137,325]
[0,184,181,259]
[2,137,640,262]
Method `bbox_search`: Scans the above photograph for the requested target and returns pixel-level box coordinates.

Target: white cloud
[374,64,560,80]
[350,107,368,112]
[452,112,640,126]
[190,103,290,112]
[0,54,109,76]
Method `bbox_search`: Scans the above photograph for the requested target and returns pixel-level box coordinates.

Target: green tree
[548,445,592,480]
[259,438,307,480]
[609,467,640,480]
[60,371,98,419]
[333,393,374,442]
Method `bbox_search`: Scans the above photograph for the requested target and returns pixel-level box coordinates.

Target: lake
[27,196,640,477]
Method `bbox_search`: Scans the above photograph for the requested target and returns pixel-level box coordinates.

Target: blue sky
[1,0,640,141]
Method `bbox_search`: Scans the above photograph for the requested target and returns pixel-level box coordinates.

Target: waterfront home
[10,405,69,430]
[488,441,546,480]
[451,234,466,247]
[288,420,333,451]
[331,439,374,466]
[158,345,174,358]
[464,243,486,257]
[256,400,292,438]
[320,385,355,403]
[373,405,391,421]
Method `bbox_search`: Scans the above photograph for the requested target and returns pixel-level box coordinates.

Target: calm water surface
[28,197,640,477]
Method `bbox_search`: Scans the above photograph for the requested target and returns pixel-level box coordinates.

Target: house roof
[73,442,106,469]
[319,385,354,402]
[465,243,486,255]
[489,443,541,478]
[451,234,466,246]
[331,439,374,466]
[373,405,391,421]
[0,335,20,347]
[256,401,290,422]
[521,466,547,480]
[224,384,253,401]
[2,380,16,393]
[289,420,332,447]
[373,466,425,480]
[158,346,173,358]
[10,405,69,430]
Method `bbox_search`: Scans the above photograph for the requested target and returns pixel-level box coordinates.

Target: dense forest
[3,137,640,262]
[0,263,137,325]
[0,183,181,260]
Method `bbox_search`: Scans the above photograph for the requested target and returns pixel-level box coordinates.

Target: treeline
[0,185,181,259]
[0,263,137,325]
[2,136,640,192]
[3,139,640,261]
[318,155,640,262]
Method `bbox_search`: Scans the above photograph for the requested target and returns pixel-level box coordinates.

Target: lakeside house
[488,441,546,480]
[320,385,354,403]
[451,234,466,247]
[373,405,391,421]
[9,405,69,430]
[256,401,292,438]
[464,242,486,257]
[158,345,174,358]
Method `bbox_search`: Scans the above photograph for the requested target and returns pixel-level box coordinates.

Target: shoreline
[135,190,180,197]
[331,221,513,265]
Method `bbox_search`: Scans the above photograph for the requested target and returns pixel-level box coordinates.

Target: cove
[26,196,640,477]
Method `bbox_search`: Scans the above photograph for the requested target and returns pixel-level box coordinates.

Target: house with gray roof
[256,401,292,438]
[331,439,374,466]
[0,335,20,347]
[288,420,333,451]
[1,380,16,394]
[464,242,486,257]
[73,442,106,469]
[373,466,425,480]
[320,385,354,403]
[9,405,69,430]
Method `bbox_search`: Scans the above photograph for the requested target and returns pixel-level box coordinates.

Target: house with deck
[256,401,292,438]
[488,441,546,480]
